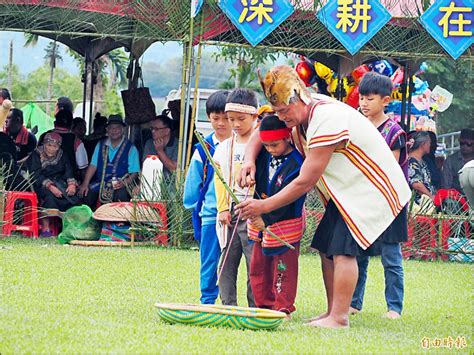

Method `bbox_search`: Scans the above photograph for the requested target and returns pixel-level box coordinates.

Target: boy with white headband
[214,88,258,307]
[247,114,305,317]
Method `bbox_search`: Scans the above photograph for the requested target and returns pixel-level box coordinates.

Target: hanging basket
[155,303,286,331]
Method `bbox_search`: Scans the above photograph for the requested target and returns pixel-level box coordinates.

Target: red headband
[259,128,291,142]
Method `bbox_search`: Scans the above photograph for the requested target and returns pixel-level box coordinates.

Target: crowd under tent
[0,0,472,176]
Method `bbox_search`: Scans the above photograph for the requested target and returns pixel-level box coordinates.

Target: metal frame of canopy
[0,0,472,175]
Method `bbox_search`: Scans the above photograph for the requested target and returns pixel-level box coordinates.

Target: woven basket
[155,303,286,330]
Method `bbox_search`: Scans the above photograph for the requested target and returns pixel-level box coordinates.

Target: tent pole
[177,15,195,186]
[89,60,95,128]
[177,43,190,188]
[182,47,194,174]
[82,58,88,126]
[406,71,413,131]
[400,65,408,132]
[186,13,205,171]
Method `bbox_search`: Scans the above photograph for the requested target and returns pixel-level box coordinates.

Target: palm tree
[68,48,128,113]
[24,33,62,115]
[44,41,62,115]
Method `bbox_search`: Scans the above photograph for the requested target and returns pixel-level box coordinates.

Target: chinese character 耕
[336,0,372,33]
[438,1,472,37]
[239,0,274,25]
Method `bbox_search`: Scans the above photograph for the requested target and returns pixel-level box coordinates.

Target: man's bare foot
[383,310,401,319]
[349,307,360,315]
[303,312,328,323]
[283,313,292,321]
[306,315,349,329]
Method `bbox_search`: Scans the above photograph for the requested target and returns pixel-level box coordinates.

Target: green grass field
[1,236,472,353]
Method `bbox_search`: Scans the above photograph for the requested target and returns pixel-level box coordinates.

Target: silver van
[165,88,218,137]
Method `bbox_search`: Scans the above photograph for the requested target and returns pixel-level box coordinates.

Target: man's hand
[112,179,124,190]
[235,198,268,220]
[153,137,168,153]
[250,216,265,231]
[78,184,89,197]
[218,211,232,227]
[238,160,256,188]
[49,185,62,198]
[66,184,76,196]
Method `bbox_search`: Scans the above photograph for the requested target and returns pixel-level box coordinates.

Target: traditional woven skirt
[311,201,407,258]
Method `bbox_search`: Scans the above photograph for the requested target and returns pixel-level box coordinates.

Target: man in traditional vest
[79,114,140,209]
[237,65,411,329]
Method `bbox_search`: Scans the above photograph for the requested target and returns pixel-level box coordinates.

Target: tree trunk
[7,40,13,93]
[46,41,57,116]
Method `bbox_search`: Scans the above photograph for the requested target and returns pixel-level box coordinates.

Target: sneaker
[40,230,53,238]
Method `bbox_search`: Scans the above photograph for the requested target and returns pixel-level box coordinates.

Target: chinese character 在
[438,1,472,37]
[336,0,372,33]
[239,0,274,25]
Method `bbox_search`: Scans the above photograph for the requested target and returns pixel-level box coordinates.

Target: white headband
[225,103,258,115]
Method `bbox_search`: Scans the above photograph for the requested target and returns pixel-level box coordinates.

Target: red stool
[137,201,169,246]
[2,191,39,238]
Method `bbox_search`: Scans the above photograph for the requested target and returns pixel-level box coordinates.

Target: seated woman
[408,131,435,203]
[26,132,81,236]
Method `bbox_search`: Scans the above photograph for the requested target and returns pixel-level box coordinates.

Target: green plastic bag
[58,205,101,244]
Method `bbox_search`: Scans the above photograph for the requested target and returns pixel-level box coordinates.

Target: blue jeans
[200,224,221,304]
[351,242,404,314]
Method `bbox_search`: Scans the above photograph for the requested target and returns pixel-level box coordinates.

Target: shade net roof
[0,0,471,61]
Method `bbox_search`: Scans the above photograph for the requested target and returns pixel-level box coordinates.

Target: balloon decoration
[295,60,317,87]
[293,57,453,132]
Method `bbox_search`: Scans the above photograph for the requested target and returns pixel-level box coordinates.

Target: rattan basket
[155,303,286,330]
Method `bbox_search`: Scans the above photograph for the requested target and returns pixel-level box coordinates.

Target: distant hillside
[0,31,189,76]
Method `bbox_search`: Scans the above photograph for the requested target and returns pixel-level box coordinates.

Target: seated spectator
[442,128,474,194]
[0,88,13,129]
[142,114,178,179]
[38,109,89,181]
[71,117,87,140]
[26,132,81,237]
[408,131,435,202]
[54,96,74,115]
[0,131,27,191]
[79,114,139,208]
[5,108,37,163]
[423,131,442,191]
[459,161,474,209]
[84,113,107,161]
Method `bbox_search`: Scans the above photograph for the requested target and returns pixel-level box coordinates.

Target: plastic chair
[2,191,39,238]
[136,201,169,246]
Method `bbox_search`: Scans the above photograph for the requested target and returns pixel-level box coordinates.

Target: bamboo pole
[185,13,206,171]
[194,132,295,250]
[201,40,474,62]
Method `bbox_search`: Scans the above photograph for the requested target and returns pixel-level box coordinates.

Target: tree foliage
[213,46,281,90]
[423,59,474,134]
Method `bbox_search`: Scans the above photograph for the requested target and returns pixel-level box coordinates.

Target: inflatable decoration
[429,85,453,112]
[295,60,317,87]
[369,60,394,77]
[415,62,428,76]
[351,64,370,84]
[391,67,404,86]
[346,85,360,109]
[155,303,286,330]
[413,77,429,95]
